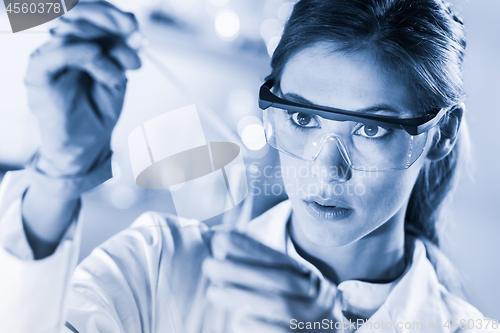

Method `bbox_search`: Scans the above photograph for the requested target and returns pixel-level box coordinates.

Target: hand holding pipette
[27,1,141,179]
[43,4,258,332]
[20,1,143,260]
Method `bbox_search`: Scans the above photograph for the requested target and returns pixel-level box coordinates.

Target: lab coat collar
[245,200,454,333]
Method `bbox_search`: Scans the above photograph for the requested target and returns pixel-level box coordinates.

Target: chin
[294,207,363,247]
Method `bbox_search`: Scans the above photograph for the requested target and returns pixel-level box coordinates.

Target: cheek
[353,167,421,222]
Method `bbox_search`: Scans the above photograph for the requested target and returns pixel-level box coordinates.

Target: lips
[303,196,353,220]
[304,195,352,209]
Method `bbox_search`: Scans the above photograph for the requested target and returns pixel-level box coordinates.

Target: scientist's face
[279,44,431,247]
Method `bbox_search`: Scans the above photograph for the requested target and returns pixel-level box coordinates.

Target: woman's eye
[290,112,319,128]
[354,124,389,138]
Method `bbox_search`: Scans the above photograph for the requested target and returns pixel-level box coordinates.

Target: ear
[426,103,464,161]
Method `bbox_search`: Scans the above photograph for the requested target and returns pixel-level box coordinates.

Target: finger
[211,231,309,274]
[108,42,142,70]
[206,284,309,323]
[51,20,141,70]
[202,258,313,298]
[52,18,105,40]
[91,79,127,121]
[26,41,126,88]
[61,1,138,37]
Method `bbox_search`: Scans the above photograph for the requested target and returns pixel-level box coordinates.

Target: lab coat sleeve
[0,170,83,333]
[63,211,191,333]
[0,169,195,333]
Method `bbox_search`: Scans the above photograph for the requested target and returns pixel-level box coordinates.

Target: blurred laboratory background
[0,0,499,318]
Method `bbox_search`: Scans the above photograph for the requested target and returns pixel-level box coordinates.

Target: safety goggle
[258,80,448,171]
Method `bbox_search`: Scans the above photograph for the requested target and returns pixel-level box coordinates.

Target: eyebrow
[280,92,404,116]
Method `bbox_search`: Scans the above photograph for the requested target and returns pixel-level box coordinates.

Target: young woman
[0,0,494,332]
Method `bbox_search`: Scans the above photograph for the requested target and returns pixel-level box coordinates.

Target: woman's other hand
[24,0,141,179]
[21,1,141,259]
[203,231,337,332]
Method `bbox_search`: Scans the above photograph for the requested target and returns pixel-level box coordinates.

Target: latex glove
[24,0,141,198]
[202,231,338,332]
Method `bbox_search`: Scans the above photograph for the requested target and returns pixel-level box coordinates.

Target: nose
[312,137,352,183]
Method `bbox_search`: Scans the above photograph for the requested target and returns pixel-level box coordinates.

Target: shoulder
[413,236,484,320]
[434,288,497,333]
[415,238,490,329]
[385,236,488,332]
[437,283,484,319]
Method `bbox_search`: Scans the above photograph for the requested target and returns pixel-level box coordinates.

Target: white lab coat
[0,170,495,333]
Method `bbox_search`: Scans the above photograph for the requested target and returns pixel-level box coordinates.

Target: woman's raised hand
[203,231,337,333]
[24,0,141,180]
[21,1,142,259]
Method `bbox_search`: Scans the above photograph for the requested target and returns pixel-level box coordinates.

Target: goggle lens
[263,107,428,171]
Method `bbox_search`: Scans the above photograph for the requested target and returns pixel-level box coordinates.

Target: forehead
[279,44,417,117]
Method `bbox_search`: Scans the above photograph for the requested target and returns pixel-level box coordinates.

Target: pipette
[128,32,255,333]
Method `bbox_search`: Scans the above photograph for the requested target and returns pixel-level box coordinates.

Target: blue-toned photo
[0,0,499,332]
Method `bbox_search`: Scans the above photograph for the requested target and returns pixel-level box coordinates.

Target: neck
[289,209,407,285]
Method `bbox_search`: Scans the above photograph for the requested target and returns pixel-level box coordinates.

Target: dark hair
[269,0,469,298]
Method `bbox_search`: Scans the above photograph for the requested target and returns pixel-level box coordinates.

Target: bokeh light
[278,2,295,22]
[237,115,262,136]
[215,10,240,41]
[260,18,283,42]
[241,124,267,151]
[266,36,281,57]
[111,185,138,210]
